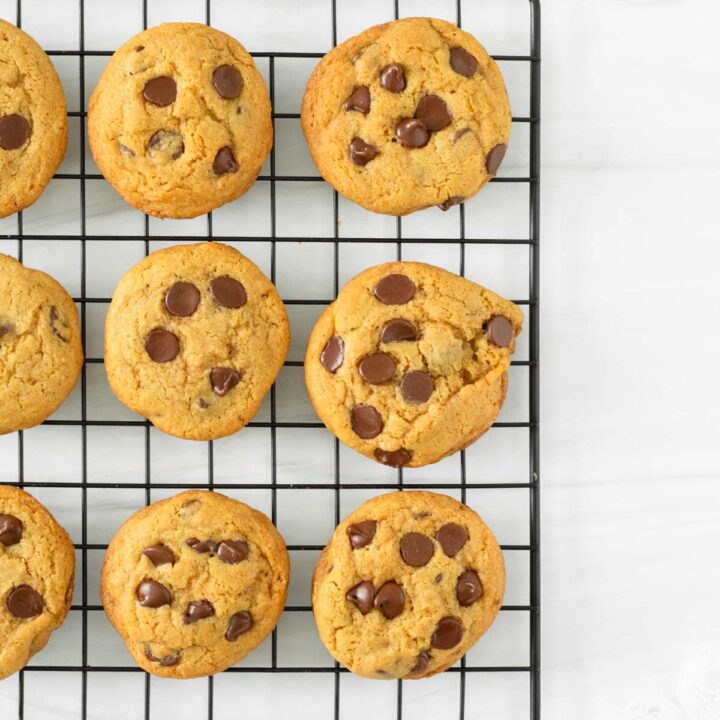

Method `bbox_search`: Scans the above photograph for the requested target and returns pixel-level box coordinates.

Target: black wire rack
[1,0,540,717]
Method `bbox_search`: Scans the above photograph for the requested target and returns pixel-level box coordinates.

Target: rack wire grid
[0,0,540,718]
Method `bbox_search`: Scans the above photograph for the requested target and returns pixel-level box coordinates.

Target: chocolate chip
[343,86,371,114]
[320,335,344,373]
[454,128,471,143]
[456,570,483,606]
[165,281,200,317]
[226,611,253,641]
[143,76,177,106]
[135,46,144,52]
[435,523,468,557]
[380,319,417,343]
[197,398,210,409]
[415,95,452,132]
[186,537,217,554]
[0,115,30,150]
[213,65,244,99]
[210,276,246,308]
[0,514,22,546]
[0,323,13,339]
[400,371,434,404]
[373,274,416,305]
[374,581,405,619]
[210,367,241,396]
[347,520,376,550]
[379,63,406,92]
[49,306,68,342]
[486,143,507,176]
[145,647,179,666]
[182,599,215,624]
[408,651,430,677]
[358,352,396,384]
[6,586,43,618]
[147,130,184,160]
[374,448,412,468]
[137,581,172,608]
[142,544,175,566]
[449,47,478,77]
[119,143,135,157]
[485,315,514,347]
[434,574,443,584]
[351,404,383,439]
[213,146,239,175]
[399,533,434,567]
[438,196,464,211]
[216,539,249,564]
[346,581,374,614]
[145,329,179,363]
[349,137,378,166]
[431,617,463,649]
[396,118,430,149]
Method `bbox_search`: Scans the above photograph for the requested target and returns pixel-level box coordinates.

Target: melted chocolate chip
[486,144,507,176]
[438,196,464,211]
[456,570,483,606]
[343,86,371,114]
[351,404,383,439]
[197,398,210,409]
[145,329,179,363]
[374,448,412,468]
[214,146,239,175]
[349,137,378,166]
[449,47,478,77]
[380,319,417,343]
[165,281,200,317]
[49,306,68,342]
[373,274,416,305]
[0,323,13,339]
[347,520,376,550]
[400,371,434,404]
[226,611,253,641]
[145,647,179,666]
[435,523,468,557]
[182,599,215,624]
[216,539,249,564]
[6,586,43,618]
[431,617,463,649]
[210,367,241,396]
[186,537,217,554]
[147,130,184,160]
[143,76,177,106]
[485,315,514,347]
[399,533,435,567]
[408,651,430,677]
[136,581,172,608]
[0,514,22,546]
[374,581,405,619]
[379,63,406,92]
[453,128,471,143]
[210,276,246,308]
[0,114,30,150]
[142,544,175,566]
[119,143,135,157]
[358,353,396,384]
[320,335,344,373]
[213,65,244,99]
[415,95,452,132]
[346,580,375,614]
[396,118,430,149]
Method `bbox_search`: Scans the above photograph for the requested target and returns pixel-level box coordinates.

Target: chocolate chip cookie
[0,253,83,434]
[305,261,522,467]
[88,23,272,218]
[101,490,289,678]
[301,17,511,215]
[312,491,504,679]
[0,486,75,679]
[104,242,289,440]
[0,19,68,217]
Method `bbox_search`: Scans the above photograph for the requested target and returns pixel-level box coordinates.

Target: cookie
[301,17,511,216]
[0,253,83,434]
[104,242,289,440]
[101,490,289,678]
[304,261,522,467]
[88,23,272,219]
[0,485,75,680]
[0,19,68,218]
[312,491,504,679]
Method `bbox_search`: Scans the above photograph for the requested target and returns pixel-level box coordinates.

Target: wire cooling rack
[0,0,540,718]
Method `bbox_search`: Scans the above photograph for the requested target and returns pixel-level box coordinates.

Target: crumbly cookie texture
[104,242,289,440]
[312,491,504,679]
[101,490,289,679]
[88,23,272,218]
[305,261,522,468]
[0,253,83,434]
[0,19,67,218]
[301,17,511,216]
[0,486,75,680]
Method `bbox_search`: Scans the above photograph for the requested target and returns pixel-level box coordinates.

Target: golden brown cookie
[88,23,272,218]
[0,486,75,680]
[312,491,504,679]
[101,490,289,678]
[104,242,289,440]
[0,19,68,217]
[305,261,522,468]
[0,253,83,434]
[301,17,511,215]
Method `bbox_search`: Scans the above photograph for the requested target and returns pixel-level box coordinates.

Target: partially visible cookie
[312,491,504,679]
[0,486,75,680]
[0,254,83,434]
[305,261,523,467]
[101,490,289,678]
[88,23,272,218]
[0,19,68,217]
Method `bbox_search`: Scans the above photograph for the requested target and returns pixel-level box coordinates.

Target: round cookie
[312,491,504,679]
[0,486,75,680]
[101,490,289,678]
[88,23,272,218]
[305,261,523,468]
[0,19,68,217]
[0,253,83,434]
[301,17,511,216]
[104,242,289,440]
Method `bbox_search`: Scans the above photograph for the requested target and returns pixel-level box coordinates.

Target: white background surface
[0,0,718,719]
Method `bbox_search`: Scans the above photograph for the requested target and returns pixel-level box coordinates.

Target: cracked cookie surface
[301,17,511,216]
[312,491,504,679]
[305,261,522,467]
[0,19,67,217]
[88,23,272,218]
[101,490,289,678]
[0,486,75,680]
[104,242,289,440]
[0,253,83,434]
